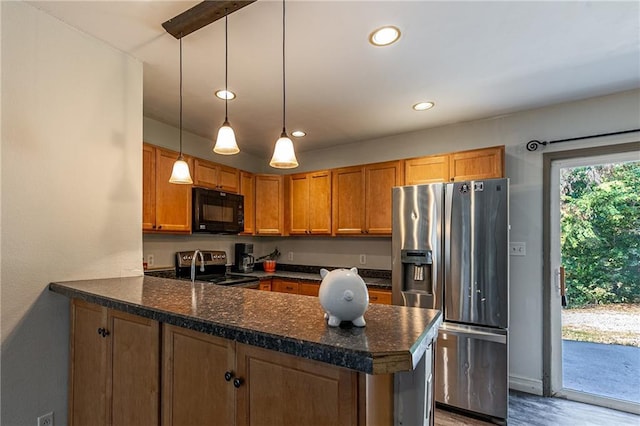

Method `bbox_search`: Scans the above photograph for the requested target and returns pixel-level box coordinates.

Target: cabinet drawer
[259,280,272,291]
[299,282,320,297]
[368,289,392,305]
[272,279,299,294]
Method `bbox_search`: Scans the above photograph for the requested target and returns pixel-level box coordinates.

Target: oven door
[193,188,244,233]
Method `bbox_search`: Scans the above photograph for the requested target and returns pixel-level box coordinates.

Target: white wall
[1,2,143,424]
[144,88,640,393]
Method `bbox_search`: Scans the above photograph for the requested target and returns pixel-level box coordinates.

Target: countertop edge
[49,278,440,375]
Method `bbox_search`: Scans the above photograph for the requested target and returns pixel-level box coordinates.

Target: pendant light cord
[282,0,286,134]
[179,35,183,156]
[224,11,229,121]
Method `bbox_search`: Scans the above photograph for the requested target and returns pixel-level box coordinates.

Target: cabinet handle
[152,225,156,229]
[97,328,110,338]
[371,296,378,301]
[224,371,233,382]
[285,286,294,291]
[233,378,243,388]
[158,225,162,230]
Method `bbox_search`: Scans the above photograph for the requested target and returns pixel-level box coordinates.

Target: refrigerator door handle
[439,324,507,344]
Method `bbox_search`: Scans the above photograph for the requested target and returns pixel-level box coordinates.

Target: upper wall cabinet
[404,154,449,185]
[239,171,255,236]
[255,174,284,235]
[143,143,192,233]
[287,170,332,236]
[448,146,504,182]
[193,158,240,193]
[332,161,402,236]
[404,146,504,185]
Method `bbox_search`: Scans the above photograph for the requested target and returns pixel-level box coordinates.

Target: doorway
[543,142,640,415]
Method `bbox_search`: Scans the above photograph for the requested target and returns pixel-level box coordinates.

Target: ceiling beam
[162,1,257,39]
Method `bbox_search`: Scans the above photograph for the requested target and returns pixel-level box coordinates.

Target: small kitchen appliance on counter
[233,243,255,273]
[175,250,259,287]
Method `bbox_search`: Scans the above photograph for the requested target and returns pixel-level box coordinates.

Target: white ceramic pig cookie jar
[319,267,369,327]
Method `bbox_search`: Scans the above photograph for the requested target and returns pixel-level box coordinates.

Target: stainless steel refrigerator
[392,178,509,421]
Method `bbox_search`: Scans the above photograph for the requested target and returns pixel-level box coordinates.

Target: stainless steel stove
[175,250,259,288]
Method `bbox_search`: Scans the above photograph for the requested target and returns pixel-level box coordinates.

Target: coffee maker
[234,243,255,273]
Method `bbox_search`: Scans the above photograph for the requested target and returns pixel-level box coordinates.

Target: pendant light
[269,0,298,169]
[170,36,194,184]
[213,10,240,155]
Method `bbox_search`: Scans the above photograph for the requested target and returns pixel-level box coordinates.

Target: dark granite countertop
[49,276,440,375]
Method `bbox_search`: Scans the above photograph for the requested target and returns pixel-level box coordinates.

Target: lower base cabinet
[69,299,160,426]
[268,277,392,304]
[162,324,359,426]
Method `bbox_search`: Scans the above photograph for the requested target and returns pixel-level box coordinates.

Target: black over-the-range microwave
[192,187,244,234]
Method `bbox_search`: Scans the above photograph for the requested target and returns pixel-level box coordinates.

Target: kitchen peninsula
[50,276,442,425]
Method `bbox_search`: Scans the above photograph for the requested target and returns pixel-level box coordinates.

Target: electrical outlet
[147,254,155,267]
[509,242,526,256]
[359,254,366,265]
[37,412,54,426]
[287,252,294,261]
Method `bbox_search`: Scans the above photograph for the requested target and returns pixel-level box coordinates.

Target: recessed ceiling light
[369,26,401,46]
[413,101,435,111]
[291,130,306,138]
[215,89,235,100]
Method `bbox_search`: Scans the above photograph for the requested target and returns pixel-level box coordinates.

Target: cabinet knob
[158,225,162,230]
[97,328,110,338]
[233,378,243,388]
[224,371,233,382]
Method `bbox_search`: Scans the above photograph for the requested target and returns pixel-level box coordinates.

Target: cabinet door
[217,164,240,193]
[308,170,332,235]
[236,343,359,426]
[154,147,192,233]
[449,146,504,182]
[332,166,365,235]
[404,155,449,185]
[365,161,402,235]
[255,175,284,235]
[163,325,235,426]
[193,159,240,193]
[239,171,255,235]
[108,310,160,425]
[288,173,310,235]
[142,144,156,231]
[271,278,299,294]
[69,300,108,426]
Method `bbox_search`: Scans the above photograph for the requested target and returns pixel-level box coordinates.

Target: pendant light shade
[214,119,239,154]
[269,130,298,168]
[169,156,193,184]
[170,36,193,184]
[270,0,298,169]
[213,11,240,155]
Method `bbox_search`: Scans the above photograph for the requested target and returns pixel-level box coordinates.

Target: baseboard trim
[509,375,543,395]
[556,389,640,415]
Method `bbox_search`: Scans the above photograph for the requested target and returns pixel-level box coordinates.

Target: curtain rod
[526,128,640,152]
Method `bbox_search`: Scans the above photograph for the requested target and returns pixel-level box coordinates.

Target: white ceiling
[29,1,640,158]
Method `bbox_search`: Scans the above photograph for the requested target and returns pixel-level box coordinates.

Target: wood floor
[435,391,640,426]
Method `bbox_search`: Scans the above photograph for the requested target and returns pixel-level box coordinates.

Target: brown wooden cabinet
[239,171,255,235]
[143,143,193,233]
[404,154,450,185]
[162,325,235,426]
[69,299,159,426]
[368,289,392,305]
[258,279,272,291]
[193,158,240,193]
[448,146,504,182]
[255,174,284,235]
[403,146,505,185]
[268,277,391,304]
[332,161,402,236]
[235,343,359,426]
[271,277,299,294]
[287,170,332,235]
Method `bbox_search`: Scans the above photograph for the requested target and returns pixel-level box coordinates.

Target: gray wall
[1,2,143,424]
[144,89,640,393]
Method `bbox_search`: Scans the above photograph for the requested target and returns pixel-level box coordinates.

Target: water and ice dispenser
[398,249,436,308]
